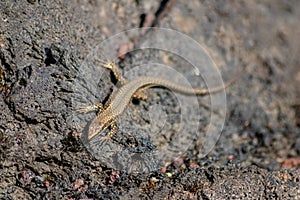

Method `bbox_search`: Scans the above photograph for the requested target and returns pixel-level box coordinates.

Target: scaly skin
[87,65,244,140]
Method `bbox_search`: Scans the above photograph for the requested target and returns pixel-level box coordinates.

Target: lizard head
[87,110,114,141]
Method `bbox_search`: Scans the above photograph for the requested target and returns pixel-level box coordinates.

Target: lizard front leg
[99,122,118,141]
[77,103,104,113]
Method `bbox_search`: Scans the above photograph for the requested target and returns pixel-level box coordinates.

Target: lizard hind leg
[133,85,153,101]
[133,89,148,101]
[96,58,127,86]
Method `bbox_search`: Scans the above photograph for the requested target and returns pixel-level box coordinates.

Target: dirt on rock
[1,0,300,199]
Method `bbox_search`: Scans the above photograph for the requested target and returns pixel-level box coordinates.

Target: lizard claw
[99,125,118,142]
[99,135,113,142]
[76,103,103,113]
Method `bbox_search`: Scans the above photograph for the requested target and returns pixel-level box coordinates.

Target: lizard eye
[87,118,102,140]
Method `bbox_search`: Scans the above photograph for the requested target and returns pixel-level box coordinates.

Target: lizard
[80,59,245,141]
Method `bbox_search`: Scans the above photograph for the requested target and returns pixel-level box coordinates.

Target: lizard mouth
[87,117,104,140]
[87,126,101,141]
[87,116,113,141]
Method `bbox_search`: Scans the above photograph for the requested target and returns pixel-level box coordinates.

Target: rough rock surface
[1,0,299,199]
